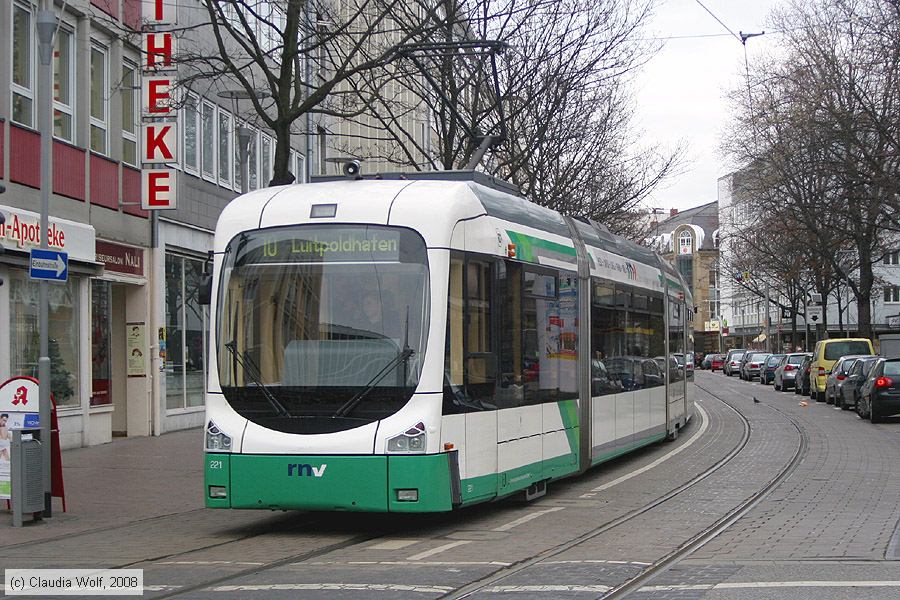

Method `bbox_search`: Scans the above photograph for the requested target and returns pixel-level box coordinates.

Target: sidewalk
[0,428,205,547]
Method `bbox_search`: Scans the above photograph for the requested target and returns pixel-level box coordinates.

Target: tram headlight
[386,421,427,454]
[205,420,233,452]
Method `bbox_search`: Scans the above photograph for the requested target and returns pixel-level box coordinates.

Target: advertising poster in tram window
[558,278,579,393]
[0,378,42,499]
[127,323,147,377]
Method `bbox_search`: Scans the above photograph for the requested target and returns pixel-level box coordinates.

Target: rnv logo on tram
[287,463,328,478]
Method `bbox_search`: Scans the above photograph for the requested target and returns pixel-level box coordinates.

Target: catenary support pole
[36,5,56,519]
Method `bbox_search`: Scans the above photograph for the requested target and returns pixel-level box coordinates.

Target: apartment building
[0,0,428,448]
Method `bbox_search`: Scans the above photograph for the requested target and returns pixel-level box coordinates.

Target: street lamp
[36,6,56,518]
[217,90,263,194]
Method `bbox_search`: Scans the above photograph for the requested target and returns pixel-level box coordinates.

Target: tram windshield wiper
[334,306,414,419]
[224,340,291,418]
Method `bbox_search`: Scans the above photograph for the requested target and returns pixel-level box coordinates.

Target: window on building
[678,230,693,255]
[11,2,34,127]
[121,62,138,166]
[183,94,199,173]
[296,151,307,184]
[53,27,75,141]
[218,110,232,186]
[201,101,215,180]
[318,125,327,174]
[9,273,81,408]
[261,135,272,187]
[247,128,258,190]
[165,253,208,411]
[884,250,899,266]
[90,44,109,154]
[233,121,244,191]
[677,256,693,292]
[885,286,900,304]
[90,281,112,407]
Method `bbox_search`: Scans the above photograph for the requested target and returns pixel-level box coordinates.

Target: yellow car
[810,338,874,402]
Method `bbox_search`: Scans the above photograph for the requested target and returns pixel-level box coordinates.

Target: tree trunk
[271,120,295,185]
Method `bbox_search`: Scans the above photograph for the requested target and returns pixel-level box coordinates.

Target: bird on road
[753,397,760,404]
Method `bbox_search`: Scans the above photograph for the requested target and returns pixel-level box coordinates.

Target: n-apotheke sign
[0,205,96,263]
[141,0,178,210]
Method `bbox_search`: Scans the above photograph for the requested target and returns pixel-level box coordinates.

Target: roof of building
[653,201,719,251]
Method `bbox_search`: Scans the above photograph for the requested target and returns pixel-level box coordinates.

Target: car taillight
[785,365,795,371]
[818,366,825,376]
[836,374,846,380]
[875,377,893,388]
[750,363,758,368]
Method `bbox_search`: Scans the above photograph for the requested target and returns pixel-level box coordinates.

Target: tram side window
[591,282,627,396]
[443,255,497,413]
[466,260,496,406]
[628,291,666,390]
[496,261,524,408]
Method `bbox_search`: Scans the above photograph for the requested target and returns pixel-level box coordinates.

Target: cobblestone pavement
[3,371,900,599]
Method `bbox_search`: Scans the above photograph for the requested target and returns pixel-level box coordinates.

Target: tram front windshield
[217,225,430,434]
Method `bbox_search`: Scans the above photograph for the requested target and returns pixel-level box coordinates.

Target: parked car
[825,355,870,405]
[724,351,745,376]
[701,354,716,369]
[810,338,875,402]
[794,353,814,396]
[775,353,809,391]
[760,354,785,385]
[857,358,900,422]
[710,354,725,371]
[740,352,769,381]
[838,356,880,410]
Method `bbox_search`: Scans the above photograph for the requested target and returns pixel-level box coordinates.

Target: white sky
[635,0,781,212]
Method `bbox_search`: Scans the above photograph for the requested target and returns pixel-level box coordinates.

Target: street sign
[29,249,68,282]
[806,305,823,324]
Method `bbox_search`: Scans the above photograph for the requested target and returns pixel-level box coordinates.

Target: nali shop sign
[141,0,178,210]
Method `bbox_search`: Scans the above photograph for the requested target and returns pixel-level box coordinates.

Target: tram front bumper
[205,452,457,513]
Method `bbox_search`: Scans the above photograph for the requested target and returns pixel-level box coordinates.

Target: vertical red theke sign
[141,0,178,210]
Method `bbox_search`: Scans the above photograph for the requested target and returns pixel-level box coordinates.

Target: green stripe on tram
[506,230,577,263]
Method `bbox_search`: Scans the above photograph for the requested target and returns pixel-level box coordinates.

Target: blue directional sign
[29,249,68,282]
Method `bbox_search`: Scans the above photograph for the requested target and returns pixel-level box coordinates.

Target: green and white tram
[204,172,695,512]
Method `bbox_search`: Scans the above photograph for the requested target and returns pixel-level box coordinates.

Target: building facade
[650,202,721,356]
[717,172,900,352]
[1,0,429,448]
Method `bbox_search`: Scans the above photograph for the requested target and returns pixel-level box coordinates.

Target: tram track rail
[439,381,808,599]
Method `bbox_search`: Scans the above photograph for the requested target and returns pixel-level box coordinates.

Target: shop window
[90,44,109,155]
[165,254,208,411]
[121,61,139,166]
[91,281,112,406]
[53,27,75,142]
[9,273,81,407]
[11,2,34,127]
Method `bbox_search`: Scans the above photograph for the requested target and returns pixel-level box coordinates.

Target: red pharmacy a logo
[12,386,28,406]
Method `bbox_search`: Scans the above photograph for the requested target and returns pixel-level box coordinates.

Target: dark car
[825,355,870,405]
[701,354,716,370]
[760,354,785,385]
[741,352,769,381]
[857,358,900,422]
[794,353,814,396]
[838,356,880,410]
